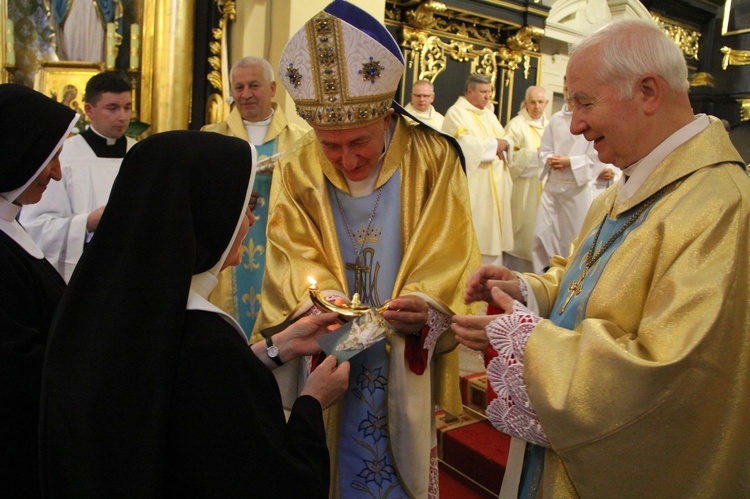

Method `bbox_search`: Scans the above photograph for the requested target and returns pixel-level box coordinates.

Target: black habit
[0,83,76,497]
[40,131,330,498]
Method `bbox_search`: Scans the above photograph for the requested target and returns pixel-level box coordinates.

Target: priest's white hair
[230,56,275,85]
[570,19,689,100]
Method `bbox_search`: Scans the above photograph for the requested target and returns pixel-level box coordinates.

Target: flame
[307,276,318,287]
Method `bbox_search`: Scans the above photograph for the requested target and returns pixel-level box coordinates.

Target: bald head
[524,86,548,120]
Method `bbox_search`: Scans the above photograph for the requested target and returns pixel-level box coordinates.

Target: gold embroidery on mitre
[292,10,398,129]
[285,64,302,89]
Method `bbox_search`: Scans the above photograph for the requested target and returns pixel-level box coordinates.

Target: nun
[40,131,349,497]
[0,84,78,496]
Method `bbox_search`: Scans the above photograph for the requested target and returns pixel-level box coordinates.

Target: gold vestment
[256,114,481,498]
[525,120,750,497]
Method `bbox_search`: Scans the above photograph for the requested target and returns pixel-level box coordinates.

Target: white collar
[0,197,44,258]
[186,271,249,341]
[243,108,275,127]
[89,125,119,146]
[410,105,433,117]
[617,115,709,203]
[185,144,257,342]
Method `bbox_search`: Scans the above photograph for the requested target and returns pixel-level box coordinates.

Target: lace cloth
[485,301,549,447]
[424,307,451,351]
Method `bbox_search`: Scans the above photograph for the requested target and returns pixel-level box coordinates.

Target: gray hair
[465,73,491,92]
[230,56,275,85]
[570,19,689,100]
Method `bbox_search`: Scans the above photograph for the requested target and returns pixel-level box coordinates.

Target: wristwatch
[265,336,283,366]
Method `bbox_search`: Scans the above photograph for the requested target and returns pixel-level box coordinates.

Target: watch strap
[265,335,283,366]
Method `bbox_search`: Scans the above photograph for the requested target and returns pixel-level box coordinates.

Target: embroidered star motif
[359,57,384,83]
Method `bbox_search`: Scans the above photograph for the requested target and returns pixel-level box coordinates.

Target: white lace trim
[424,307,451,351]
[515,273,529,305]
[428,446,439,499]
[485,301,549,447]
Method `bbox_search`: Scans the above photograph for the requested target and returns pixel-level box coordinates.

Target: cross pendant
[558,275,584,315]
[346,255,370,296]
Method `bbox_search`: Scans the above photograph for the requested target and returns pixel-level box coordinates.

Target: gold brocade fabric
[256,114,481,497]
[524,120,750,497]
[201,104,307,323]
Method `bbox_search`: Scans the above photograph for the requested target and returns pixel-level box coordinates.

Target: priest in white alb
[20,73,135,282]
[502,86,549,272]
[443,73,513,264]
[532,93,612,273]
[404,79,445,129]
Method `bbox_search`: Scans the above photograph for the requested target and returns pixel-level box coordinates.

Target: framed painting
[33,61,105,108]
[33,61,105,131]
[723,0,750,36]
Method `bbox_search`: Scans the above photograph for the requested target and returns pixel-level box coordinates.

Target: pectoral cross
[346,255,370,296]
[558,273,586,315]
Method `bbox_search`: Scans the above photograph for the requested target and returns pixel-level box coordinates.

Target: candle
[129,23,140,70]
[106,22,117,69]
[5,20,14,67]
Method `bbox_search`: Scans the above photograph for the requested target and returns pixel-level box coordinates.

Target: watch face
[267,345,279,358]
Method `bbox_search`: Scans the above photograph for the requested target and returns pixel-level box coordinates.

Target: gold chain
[332,186,383,258]
[558,182,677,315]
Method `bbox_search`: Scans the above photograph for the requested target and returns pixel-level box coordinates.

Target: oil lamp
[307,276,388,319]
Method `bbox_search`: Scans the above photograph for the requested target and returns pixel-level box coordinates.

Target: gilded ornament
[323,78,338,92]
[721,46,750,70]
[405,1,447,30]
[506,26,544,53]
[204,0,236,123]
[360,57,385,83]
[652,14,700,61]
[285,64,302,89]
[318,46,336,66]
[316,17,332,35]
[690,72,714,87]
[740,99,750,122]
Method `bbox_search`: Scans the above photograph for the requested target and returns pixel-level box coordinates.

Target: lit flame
[307,276,318,288]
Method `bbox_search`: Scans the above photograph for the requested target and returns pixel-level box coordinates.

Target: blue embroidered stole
[328,175,409,497]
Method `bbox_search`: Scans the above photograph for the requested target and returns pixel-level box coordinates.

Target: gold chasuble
[256,115,481,497]
[524,120,750,497]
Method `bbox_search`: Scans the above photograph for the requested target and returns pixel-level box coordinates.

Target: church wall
[7,0,750,136]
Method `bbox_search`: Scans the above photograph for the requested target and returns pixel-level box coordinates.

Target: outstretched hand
[280,312,340,359]
[464,265,523,305]
[301,355,350,410]
[381,295,428,336]
[452,287,517,351]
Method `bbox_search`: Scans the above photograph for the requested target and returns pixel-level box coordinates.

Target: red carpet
[437,356,511,496]
[442,419,511,495]
[439,461,497,498]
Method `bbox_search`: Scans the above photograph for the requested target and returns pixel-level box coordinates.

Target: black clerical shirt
[80,128,128,158]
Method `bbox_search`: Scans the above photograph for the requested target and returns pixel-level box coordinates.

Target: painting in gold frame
[722,0,750,36]
[33,61,105,131]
